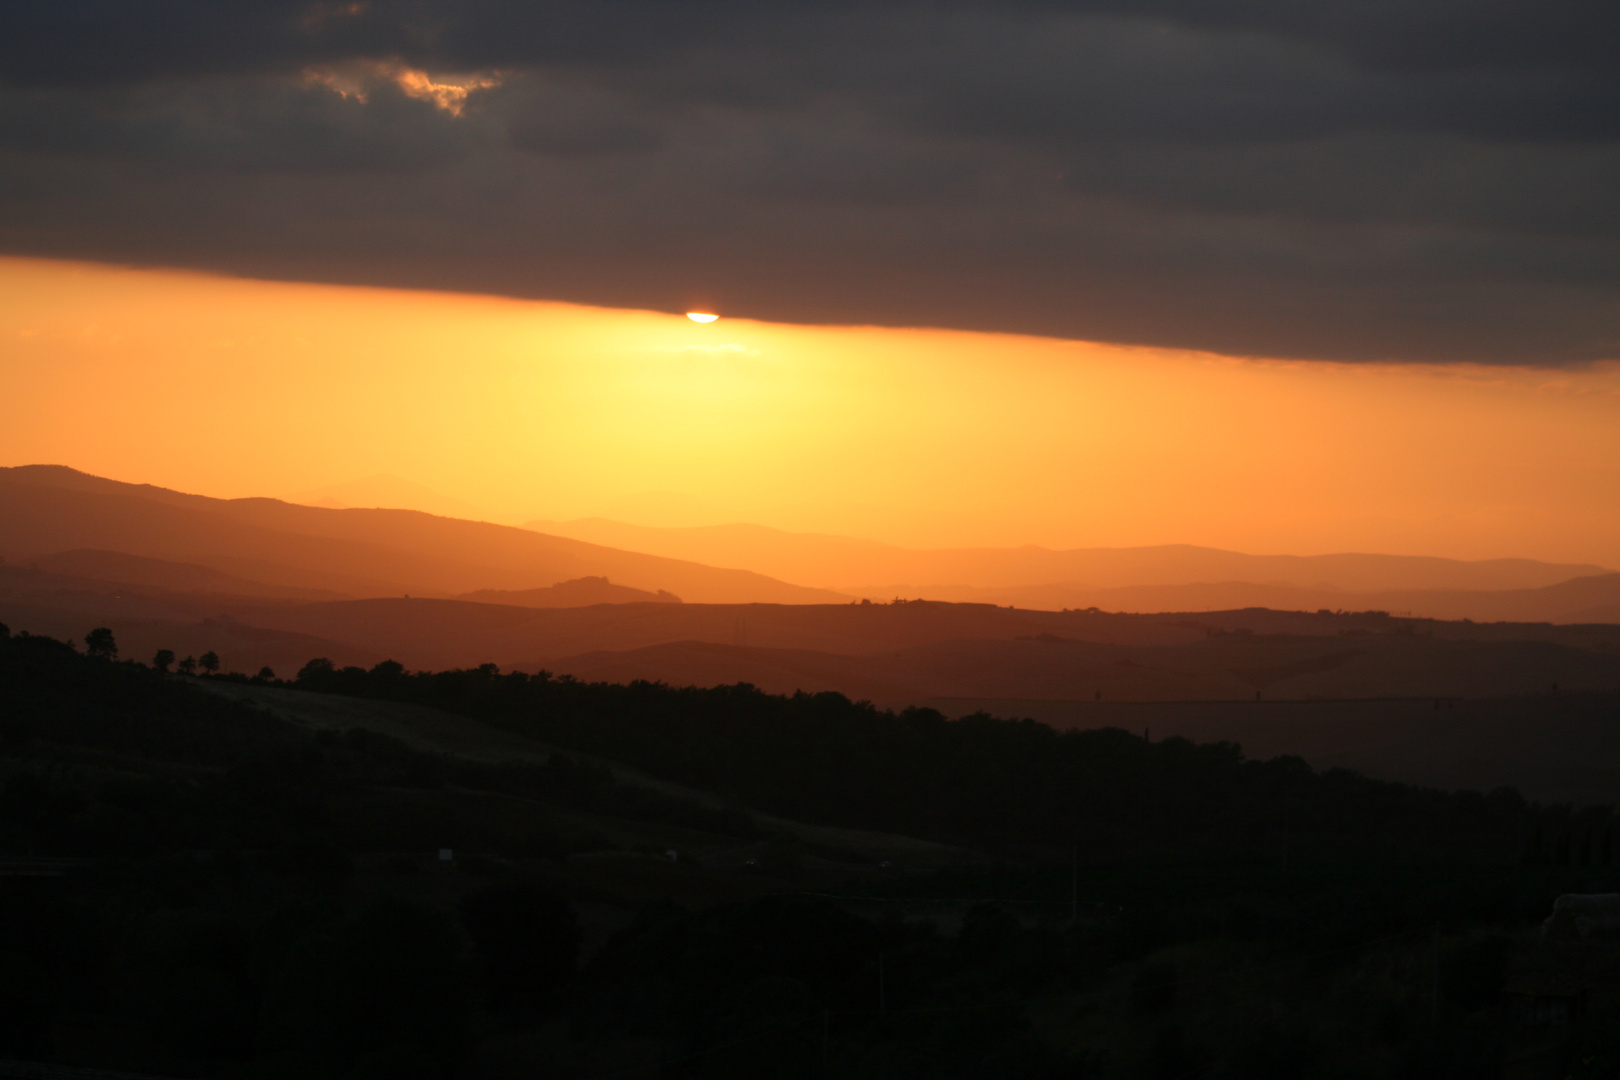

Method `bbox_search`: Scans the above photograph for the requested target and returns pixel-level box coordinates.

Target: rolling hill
[457,577,681,607]
[540,627,1620,704]
[866,574,1620,624]
[4,465,1617,705]
[0,465,848,604]
[529,518,1610,597]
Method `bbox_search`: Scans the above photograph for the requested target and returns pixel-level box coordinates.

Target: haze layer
[4,256,1619,565]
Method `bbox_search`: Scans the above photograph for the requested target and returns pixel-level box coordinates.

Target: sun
[686,312,719,323]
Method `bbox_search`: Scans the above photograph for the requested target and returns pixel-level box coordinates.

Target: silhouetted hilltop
[457,576,681,607]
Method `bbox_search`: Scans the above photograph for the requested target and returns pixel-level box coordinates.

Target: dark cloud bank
[2,1,1616,363]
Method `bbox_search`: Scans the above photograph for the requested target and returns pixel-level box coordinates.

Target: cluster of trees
[151,648,221,676]
[292,658,1541,864]
[0,632,757,860]
[80,626,226,676]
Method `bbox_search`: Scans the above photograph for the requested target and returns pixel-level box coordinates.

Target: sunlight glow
[3,256,1619,564]
[686,312,720,323]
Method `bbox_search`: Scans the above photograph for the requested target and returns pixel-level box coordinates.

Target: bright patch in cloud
[390,67,500,116]
[300,62,500,115]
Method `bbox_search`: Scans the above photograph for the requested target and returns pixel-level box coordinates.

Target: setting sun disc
[686,312,719,323]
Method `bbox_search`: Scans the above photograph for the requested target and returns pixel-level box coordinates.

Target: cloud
[0,0,1615,363]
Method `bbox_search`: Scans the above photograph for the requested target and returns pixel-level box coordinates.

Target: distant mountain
[526,518,896,585]
[852,574,1620,624]
[5,556,1617,697]
[118,595,1620,688]
[28,548,342,601]
[224,596,1204,669]
[288,474,495,522]
[529,518,1609,599]
[0,465,849,604]
[0,562,377,675]
[457,576,681,607]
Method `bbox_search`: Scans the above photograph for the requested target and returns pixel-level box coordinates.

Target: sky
[1,3,1617,564]
[4,256,1619,565]
[1,1,1616,365]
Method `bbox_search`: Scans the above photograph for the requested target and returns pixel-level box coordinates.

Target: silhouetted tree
[370,659,405,678]
[84,627,117,661]
[153,649,175,674]
[199,651,220,675]
[256,666,276,682]
[177,655,197,676]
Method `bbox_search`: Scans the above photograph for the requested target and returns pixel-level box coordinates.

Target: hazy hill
[28,548,342,601]
[0,562,379,674]
[0,466,848,604]
[457,576,682,607]
[875,573,1620,624]
[229,596,1222,670]
[534,514,1607,599]
[75,595,1613,698]
[7,542,1618,697]
[288,473,494,521]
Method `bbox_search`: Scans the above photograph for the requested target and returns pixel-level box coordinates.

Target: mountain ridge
[0,465,849,604]
[527,516,1610,596]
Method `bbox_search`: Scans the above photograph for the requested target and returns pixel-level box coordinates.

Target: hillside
[0,466,848,603]
[873,574,1620,624]
[456,577,681,607]
[7,562,1619,699]
[936,694,1620,807]
[541,628,1620,705]
[28,547,345,601]
[3,628,1618,1079]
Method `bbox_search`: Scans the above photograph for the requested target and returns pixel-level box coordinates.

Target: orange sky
[3,255,1618,566]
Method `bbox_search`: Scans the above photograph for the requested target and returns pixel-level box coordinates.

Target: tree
[199,651,220,675]
[255,667,276,682]
[177,656,197,676]
[84,628,117,661]
[152,649,176,674]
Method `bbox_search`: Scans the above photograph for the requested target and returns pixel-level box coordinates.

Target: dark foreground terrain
[929,695,1620,807]
[2,625,1619,1079]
